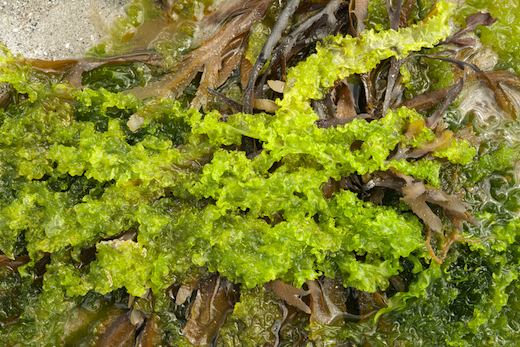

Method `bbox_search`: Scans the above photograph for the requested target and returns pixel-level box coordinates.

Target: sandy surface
[0,0,130,59]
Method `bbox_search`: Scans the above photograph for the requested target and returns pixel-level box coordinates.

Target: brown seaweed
[262,0,344,83]
[400,175,472,233]
[478,70,520,119]
[348,0,369,36]
[0,83,11,107]
[335,82,357,120]
[243,0,302,113]
[130,0,271,109]
[366,172,472,234]
[135,314,161,347]
[267,280,311,314]
[442,12,496,46]
[0,255,30,271]
[182,275,238,345]
[306,278,371,324]
[25,52,161,88]
[426,78,465,128]
[96,312,137,347]
[402,85,453,111]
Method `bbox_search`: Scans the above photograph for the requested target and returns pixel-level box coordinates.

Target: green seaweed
[458,0,520,74]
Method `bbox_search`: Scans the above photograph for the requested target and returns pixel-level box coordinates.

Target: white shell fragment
[127,114,145,132]
[267,79,285,93]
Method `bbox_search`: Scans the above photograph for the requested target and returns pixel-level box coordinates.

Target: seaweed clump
[0,0,519,346]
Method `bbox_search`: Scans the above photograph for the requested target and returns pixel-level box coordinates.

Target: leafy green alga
[0,0,461,293]
[458,0,520,74]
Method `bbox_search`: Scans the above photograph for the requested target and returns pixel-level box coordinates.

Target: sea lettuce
[216,287,283,346]
[1,1,461,292]
[458,0,520,74]
[280,0,454,109]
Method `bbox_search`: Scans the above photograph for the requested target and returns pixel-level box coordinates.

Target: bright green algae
[1,1,517,345]
[280,0,453,108]
[458,0,520,74]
